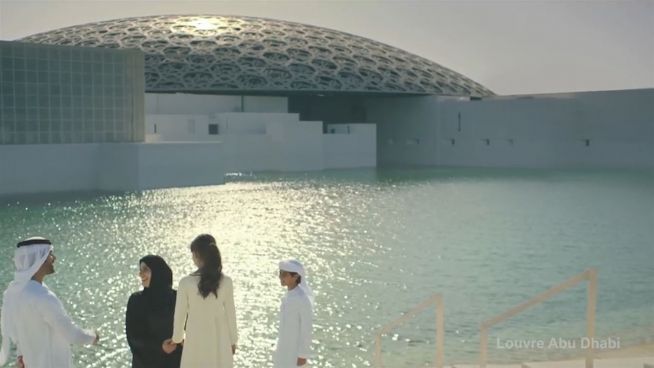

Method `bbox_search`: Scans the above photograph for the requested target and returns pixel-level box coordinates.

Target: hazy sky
[1,0,652,95]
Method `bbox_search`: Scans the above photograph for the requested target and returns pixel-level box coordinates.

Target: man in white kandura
[274,259,314,368]
[0,237,99,368]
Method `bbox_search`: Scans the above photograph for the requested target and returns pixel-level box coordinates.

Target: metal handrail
[479,268,598,368]
[374,293,444,368]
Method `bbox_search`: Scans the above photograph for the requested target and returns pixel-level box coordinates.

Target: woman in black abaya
[126,255,182,368]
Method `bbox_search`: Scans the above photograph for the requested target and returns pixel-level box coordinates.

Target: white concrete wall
[146,93,242,115]
[145,112,301,141]
[145,93,288,115]
[99,143,225,191]
[368,89,654,168]
[97,143,139,191]
[137,143,224,190]
[146,110,377,172]
[221,136,275,172]
[0,144,100,194]
[143,93,375,173]
[323,124,377,168]
[218,113,297,134]
[366,96,440,167]
[146,114,215,142]
[243,96,288,113]
[269,120,324,171]
[218,114,324,172]
[0,142,224,195]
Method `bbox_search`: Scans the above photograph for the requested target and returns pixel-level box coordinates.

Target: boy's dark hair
[289,272,302,285]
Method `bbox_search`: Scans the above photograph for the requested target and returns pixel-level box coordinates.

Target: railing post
[374,294,444,368]
[480,326,488,368]
[436,295,444,368]
[585,269,597,368]
[478,269,597,368]
[374,335,383,368]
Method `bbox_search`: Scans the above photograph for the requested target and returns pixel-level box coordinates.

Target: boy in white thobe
[0,237,98,368]
[274,260,314,368]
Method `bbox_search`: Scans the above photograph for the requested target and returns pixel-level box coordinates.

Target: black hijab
[127,255,181,368]
[139,255,173,306]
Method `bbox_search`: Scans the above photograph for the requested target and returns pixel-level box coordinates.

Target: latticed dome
[21,15,493,96]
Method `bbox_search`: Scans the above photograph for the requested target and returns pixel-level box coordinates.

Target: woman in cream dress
[162,234,238,368]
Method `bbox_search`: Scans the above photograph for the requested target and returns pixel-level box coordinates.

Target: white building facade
[144,93,376,173]
[369,88,654,169]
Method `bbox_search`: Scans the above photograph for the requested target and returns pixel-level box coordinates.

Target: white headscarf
[0,238,53,365]
[279,259,314,307]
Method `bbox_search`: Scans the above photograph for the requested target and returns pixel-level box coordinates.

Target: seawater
[1,168,652,366]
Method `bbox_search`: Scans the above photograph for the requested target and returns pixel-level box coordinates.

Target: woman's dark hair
[190,234,223,299]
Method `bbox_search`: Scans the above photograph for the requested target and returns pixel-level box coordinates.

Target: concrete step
[522,356,654,368]
[594,357,654,368]
[442,355,654,368]
[450,364,522,368]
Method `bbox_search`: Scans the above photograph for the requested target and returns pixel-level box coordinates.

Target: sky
[0,0,652,95]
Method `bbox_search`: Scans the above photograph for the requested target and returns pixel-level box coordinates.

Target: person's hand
[17,355,25,368]
[231,344,236,355]
[162,339,177,354]
[297,357,307,366]
[93,330,100,345]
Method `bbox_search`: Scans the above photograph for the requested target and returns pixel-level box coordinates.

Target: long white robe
[4,280,95,368]
[172,274,238,368]
[273,287,313,368]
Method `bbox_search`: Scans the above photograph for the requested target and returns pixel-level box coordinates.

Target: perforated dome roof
[21,15,493,96]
